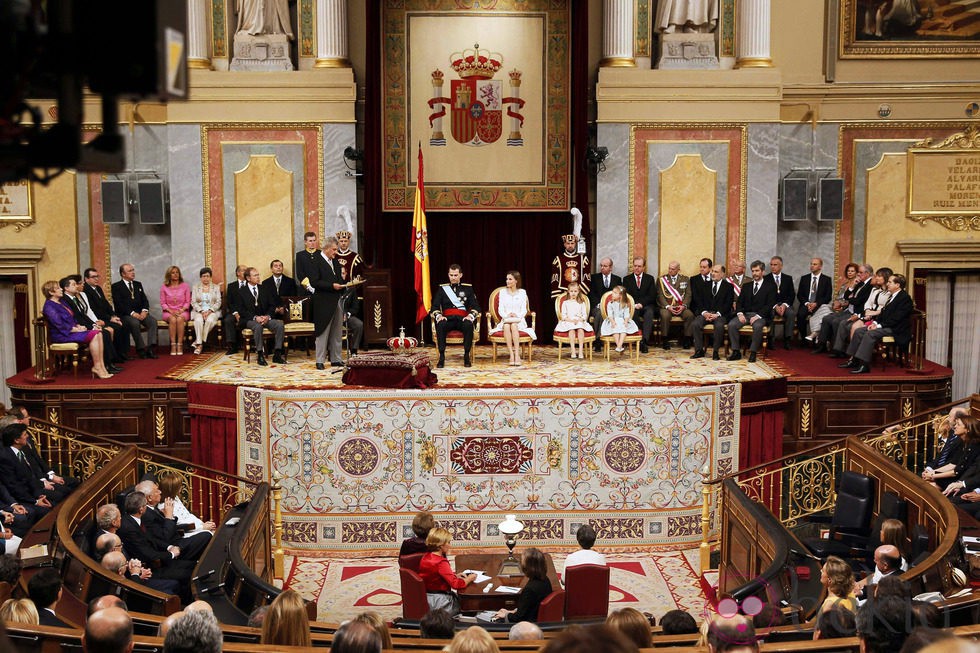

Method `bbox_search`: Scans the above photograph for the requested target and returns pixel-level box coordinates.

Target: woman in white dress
[190,267,222,354]
[601,286,639,352]
[489,271,536,366]
[157,472,216,538]
[554,281,593,359]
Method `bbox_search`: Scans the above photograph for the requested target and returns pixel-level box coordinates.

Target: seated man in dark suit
[223,264,248,355]
[100,548,182,597]
[238,267,286,366]
[2,407,79,499]
[133,480,211,562]
[29,567,71,628]
[82,268,130,360]
[0,424,54,514]
[623,257,657,354]
[588,257,622,350]
[727,260,776,363]
[117,492,197,592]
[691,264,734,361]
[110,263,159,359]
[841,274,914,374]
[260,259,298,320]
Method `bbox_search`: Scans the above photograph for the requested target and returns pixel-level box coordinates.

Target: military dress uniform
[430,282,481,367]
[550,235,590,298]
[335,231,365,352]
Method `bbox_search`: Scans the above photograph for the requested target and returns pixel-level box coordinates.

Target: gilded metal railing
[700,397,975,570]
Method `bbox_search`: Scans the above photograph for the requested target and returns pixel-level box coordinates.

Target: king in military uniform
[430,263,481,368]
[550,234,590,298]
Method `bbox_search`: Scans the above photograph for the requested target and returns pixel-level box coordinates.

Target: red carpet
[761,345,952,381]
[5,346,193,390]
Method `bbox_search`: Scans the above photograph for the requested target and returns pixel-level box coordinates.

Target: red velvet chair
[537,588,566,622]
[399,566,429,620]
[563,563,610,620]
[399,552,425,572]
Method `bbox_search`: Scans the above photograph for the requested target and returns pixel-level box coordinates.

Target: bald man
[656,260,694,350]
[87,594,127,618]
[856,544,902,599]
[83,606,133,653]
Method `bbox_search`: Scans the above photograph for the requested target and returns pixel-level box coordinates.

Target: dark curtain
[738,378,787,471]
[188,382,238,475]
[364,2,589,344]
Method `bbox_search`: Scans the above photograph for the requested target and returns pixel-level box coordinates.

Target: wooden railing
[20,419,270,619]
[706,395,980,609]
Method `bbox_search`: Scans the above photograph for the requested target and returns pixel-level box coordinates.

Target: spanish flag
[412,145,431,324]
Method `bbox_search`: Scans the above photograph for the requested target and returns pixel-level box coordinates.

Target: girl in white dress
[554,282,593,359]
[489,271,536,366]
[601,286,639,352]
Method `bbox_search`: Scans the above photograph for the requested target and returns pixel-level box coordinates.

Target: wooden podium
[363,268,393,346]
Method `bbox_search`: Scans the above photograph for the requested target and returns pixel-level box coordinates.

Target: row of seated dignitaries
[221,231,364,367]
[44,229,364,371]
[588,255,910,367]
[0,407,80,556]
[94,476,216,604]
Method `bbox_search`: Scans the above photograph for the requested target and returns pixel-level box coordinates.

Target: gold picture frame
[0,179,35,231]
[839,0,980,59]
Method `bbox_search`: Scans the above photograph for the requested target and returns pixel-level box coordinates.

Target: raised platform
[6,343,951,461]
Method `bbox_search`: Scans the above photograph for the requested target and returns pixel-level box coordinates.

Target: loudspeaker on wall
[818,178,844,221]
[781,178,808,221]
[138,179,167,225]
[101,179,129,224]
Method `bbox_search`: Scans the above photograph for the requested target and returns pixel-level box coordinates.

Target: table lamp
[498,514,525,576]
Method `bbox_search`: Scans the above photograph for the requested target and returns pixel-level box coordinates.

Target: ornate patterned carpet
[163,344,783,389]
[281,548,709,624]
[239,384,739,550]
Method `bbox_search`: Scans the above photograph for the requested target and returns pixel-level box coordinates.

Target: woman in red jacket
[419,527,476,616]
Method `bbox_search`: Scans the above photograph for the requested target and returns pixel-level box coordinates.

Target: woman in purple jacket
[42,279,113,379]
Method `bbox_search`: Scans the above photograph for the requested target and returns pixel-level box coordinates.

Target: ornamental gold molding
[907,125,980,231]
[155,406,167,443]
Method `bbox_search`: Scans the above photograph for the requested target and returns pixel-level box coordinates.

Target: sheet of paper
[462,569,492,583]
[495,585,521,594]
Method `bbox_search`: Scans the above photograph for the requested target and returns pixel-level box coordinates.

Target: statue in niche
[231,0,295,71]
[236,0,294,38]
[655,0,719,33]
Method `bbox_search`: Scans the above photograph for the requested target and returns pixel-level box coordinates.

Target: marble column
[736,0,772,68]
[601,0,636,67]
[314,0,350,68]
[187,0,211,69]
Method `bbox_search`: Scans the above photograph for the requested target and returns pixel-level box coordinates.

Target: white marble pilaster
[187,0,211,69]
[744,123,779,267]
[602,0,636,67]
[322,124,359,251]
[315,0,350,68]
[168,125,207,280]
[596,123,632,277]
[736,0,772,68]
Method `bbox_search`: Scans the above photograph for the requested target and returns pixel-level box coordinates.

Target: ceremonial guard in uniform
[335,224,364,354]
[431,264,480,368]
[551,235,590,298]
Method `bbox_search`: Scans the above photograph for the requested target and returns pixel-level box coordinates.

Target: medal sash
[660,276,684,304]
[727,277,742,296]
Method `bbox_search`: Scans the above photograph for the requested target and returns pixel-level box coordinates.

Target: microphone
[192,569,216,583]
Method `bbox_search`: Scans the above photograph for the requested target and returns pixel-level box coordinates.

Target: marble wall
[73,122,357,315]
[597,121,849,284]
